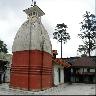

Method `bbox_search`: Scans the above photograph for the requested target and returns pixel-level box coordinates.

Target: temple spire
[31,0,36,6]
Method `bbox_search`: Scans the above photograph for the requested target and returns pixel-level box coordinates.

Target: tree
[0,40,8,53]
[53,23,70,58]
[78,11,96,56]
[77,44,88,55]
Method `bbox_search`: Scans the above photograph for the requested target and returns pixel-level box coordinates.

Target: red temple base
[10,50,53,91]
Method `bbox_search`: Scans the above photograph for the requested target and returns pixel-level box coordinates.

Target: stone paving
[0,83,96,95]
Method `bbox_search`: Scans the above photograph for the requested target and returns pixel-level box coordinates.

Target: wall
[53,64,64,86]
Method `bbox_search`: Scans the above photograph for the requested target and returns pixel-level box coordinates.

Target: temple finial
[31,0,36,6]
[34,1,36,6]
[31,0,33,6]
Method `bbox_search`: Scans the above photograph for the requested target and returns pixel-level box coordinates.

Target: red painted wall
[10,50,52,91]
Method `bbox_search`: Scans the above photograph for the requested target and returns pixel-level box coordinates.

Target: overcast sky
[0,0,95,58]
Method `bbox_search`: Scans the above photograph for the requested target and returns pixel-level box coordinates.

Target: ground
[0,83,96,95]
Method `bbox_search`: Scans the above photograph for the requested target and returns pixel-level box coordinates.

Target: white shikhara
[12,5,52,54]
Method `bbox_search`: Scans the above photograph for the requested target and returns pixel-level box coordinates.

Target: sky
[0,0,95,58]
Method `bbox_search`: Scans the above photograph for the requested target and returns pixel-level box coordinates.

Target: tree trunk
[61,34,62,58]
[88,32,91,56]
[95,67,96,84]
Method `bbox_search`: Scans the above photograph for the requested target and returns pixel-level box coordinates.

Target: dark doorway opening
[58,68,61,83]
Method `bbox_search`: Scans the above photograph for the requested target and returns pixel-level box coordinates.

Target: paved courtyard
[0,83,96,95]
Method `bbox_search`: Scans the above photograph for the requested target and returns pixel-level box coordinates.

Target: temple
[10,3,53,91]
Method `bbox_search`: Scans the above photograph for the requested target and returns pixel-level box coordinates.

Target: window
[87,68,90,72]
[29,14,30,16]
[30,13,32,16]
[84,68,87,72]
[33,12,37,16]
[33,12,35,15]
[71,68,73,72]
[90,68,95,72]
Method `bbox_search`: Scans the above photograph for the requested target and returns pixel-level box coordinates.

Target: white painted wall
[90,68,95,72]
[60,68,64,83]
[53,64,64,86]
[84,68,87,72]
[54,65,59,85]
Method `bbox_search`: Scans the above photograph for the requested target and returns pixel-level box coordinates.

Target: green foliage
[53,23,70,44]
[78,11,96,56]
[0,40,8,53]
[77,44,88,55]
